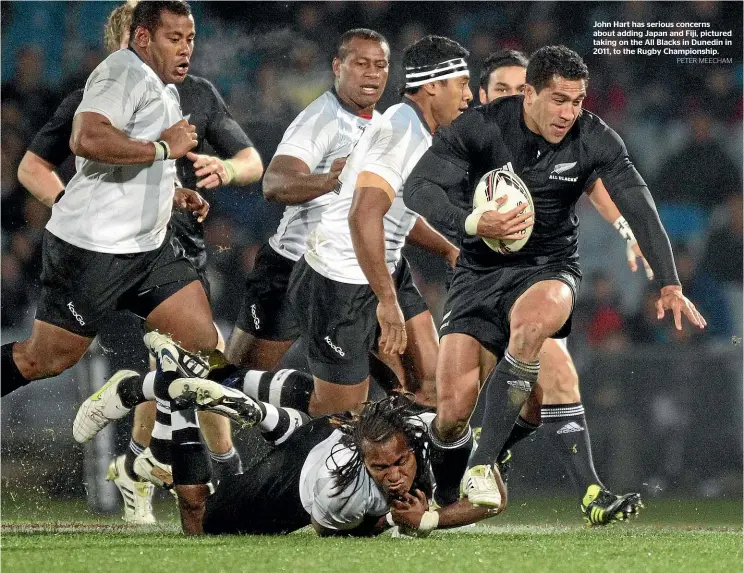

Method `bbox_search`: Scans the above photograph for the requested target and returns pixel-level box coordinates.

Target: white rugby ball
[472,168,534,254]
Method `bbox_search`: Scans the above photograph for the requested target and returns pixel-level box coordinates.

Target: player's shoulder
[180,74,218,95]
[95,49,146,78]
[381,100,428,135]
[60,88,85,112]
[577,108,621,144]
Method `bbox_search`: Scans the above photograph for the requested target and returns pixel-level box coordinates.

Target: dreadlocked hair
[328,394,433,499]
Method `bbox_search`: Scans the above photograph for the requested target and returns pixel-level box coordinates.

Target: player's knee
[510,319,548,354]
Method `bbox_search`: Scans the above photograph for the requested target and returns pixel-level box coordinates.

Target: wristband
[222,159,237,184]
[153,141,171,161]
[418,510,439,534]
[385,512,395,527]
[464,203,495,236]
[613,215,636,244]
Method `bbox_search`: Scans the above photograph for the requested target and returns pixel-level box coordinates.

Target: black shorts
[203,418,335,535]
[287,257,428,385]
[170,210,211,298]
[234,243,299,341]
[36,230,199,337]
[440,260,581,356]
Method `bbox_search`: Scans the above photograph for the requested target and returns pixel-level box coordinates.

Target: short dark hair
[526,45,588,93]
[336,28,389,61]
[129,1,191,42]
[328,395,433,500]
[401,35,469,95]
[479,49,529,90]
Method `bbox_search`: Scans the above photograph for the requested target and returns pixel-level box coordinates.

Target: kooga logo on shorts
[250,304,260,330]
[67,302,86,326]
[324,336,345,357]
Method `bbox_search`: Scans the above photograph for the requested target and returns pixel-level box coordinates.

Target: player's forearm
[407,216,459,266]
[613,185,680,286]
[349,189,397,302]
[263,164,336,205]
[405,153,470,238]
[435,498,494,528]
[586,178,622,224]
[227,147,264,185]
[70,114,159,165]
[17,151,65,208]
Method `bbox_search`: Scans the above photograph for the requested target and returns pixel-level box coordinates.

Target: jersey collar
[402,97,433,134]
[330,87,373,119]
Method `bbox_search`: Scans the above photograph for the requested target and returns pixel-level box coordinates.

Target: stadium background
[1,1,741,517]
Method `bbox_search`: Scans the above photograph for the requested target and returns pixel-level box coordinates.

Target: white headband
[405,57,469,88]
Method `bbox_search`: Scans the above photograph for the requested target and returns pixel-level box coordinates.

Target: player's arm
[349,172,407,355]
[71,113,196,165]
[17,151,65,208]
[311,514,390,537]
[406,116,531,242]
[406,216,459,268]
[263,155,345,205]
[585,177,653,279]
[188,84,265,189]
[595,127,705,330]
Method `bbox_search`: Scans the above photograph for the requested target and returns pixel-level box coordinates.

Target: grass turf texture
[2,495,741,573]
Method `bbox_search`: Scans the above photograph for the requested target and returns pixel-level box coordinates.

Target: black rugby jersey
[406,95,679,285]
[28,88,83,166]
[171,75,254,269]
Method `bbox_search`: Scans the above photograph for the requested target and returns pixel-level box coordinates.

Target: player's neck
[130,46,167,85]
[333,86,375,118]
[404,93,437,134]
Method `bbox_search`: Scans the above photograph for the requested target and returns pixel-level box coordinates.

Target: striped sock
[429,424,473,506]
[210,446,243,482]
[171,405,211,486]
[230,369,313,413]
[149,398,172,466]
[124,438,146,481]
[256,402,309,445]
[469,351,539,468]
[541,403,603,494]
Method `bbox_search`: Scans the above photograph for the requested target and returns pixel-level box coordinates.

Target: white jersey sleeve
[274,94,338,171]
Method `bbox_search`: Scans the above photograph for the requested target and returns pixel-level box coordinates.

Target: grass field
[2,493,741,573]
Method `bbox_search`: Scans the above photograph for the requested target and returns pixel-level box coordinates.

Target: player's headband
[405,57,469,88]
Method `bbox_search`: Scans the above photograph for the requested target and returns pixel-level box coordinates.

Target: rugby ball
[472,168,534,254]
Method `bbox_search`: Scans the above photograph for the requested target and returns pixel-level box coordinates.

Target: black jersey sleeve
[592,124,680,287]
[405,109,492,236]
[27,89,83,166]
[203,80,253,158]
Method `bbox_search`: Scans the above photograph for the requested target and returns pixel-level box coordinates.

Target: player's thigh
[145,280,217,353]
[436,333,482,428]
[536,337,580,403]
[310,376,370,417]
[225,326,294,370]
[509,279,574,340]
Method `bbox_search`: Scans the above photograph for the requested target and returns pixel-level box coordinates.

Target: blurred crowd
[2,1,742,356]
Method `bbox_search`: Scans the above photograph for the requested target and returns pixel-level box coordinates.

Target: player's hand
[326,157,347,192]
[174,187,210,223]
[390,489,429,530]
[476,195,534,240]
[377,297,407,355]
[655,285,706,330]
[160,119,198,159]
[627,241,654,280]
[186,152,233,189]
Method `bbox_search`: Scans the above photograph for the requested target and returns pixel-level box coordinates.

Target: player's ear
[332,56,342,79]
[422,81,438,96]
[523,83,536,106]
[478,86,488,105]
[133,26,150,48]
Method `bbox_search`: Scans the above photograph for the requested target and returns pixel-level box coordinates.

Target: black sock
[256,402,309,445]
[208,363,241,383]
[209,447,243,483]
[1,343,30,396]
[541,403,603,494]
[230,369,313,413]
[171,404,211,486]
[124,438,147,481]
[469,351,539,468]
[116,374,146,409]
[497,416,540,461]
[429,423,473,506]
[150,399,173,465]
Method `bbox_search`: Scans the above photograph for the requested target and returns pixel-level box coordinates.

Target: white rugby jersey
[46,49,182,253]
[268,90,378,262]
[300,429,389,530]
[305,99,428,284]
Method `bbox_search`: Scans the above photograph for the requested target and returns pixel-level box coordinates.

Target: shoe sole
[133,455,174,489]
[72,370,138,443]
[143,332,209,379]
[168,378,262,428]
[467,492,502,508]
[583,493,643,526]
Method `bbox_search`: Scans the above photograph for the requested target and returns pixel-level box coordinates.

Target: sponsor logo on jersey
[324,336,346,357]
[549,161,579,182]
[67,302,86,326]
